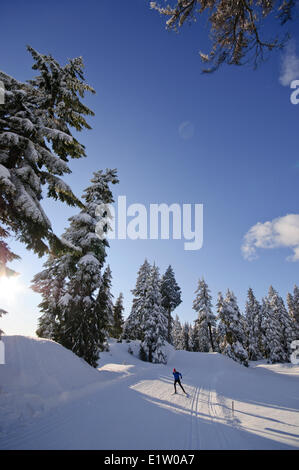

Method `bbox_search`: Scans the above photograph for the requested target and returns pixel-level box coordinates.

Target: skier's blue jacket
[173,371,182,381]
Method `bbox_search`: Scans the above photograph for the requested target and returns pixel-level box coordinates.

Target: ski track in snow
[188,385,200,450]
[0,336,299,450]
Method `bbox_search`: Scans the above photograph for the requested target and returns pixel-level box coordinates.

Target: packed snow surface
[0,335,299,450]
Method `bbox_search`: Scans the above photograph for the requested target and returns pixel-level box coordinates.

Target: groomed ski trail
[1,336,299,450]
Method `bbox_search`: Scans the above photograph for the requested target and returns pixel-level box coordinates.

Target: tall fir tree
[260,298,271,360]
[140,264,168,363]
[188,323,197,352]
[190,321,200,352]
[61,170,118,365]
[179,321,187,352]
[181,322,191,351]
[160,265,182,343]
[94,264,114,351]
[263,286,293,363]
[111,293,124,340]
[215,292,224,351]
[0,46,95,269]
[122,259,151,341]
[245,288,263,360]
[172,315,184,350]
[32,169,118,366]
[217,290,248,366]
[32,255,67,341]
[287,285,299,339]
[261,295,282,364]
[192,278,216,352]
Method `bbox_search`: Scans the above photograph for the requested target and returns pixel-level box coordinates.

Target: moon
[178,121,194,140]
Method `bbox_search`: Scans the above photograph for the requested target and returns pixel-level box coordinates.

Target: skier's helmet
[173,368,176,372]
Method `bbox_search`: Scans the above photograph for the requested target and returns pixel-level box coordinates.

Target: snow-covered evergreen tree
[32,255,66,341]
[215,292,224,349]
[259,298,271,360]
[263,286,293,363]
[33,169,118,367]
[160,265,182,343]
[217,290,248,366]
[181,322,191,351]
[122,259,151,341]
[111,293,124,340]
[140,264,168,363]
[277,298,294,360]
[188,323,197,352]
[0,46,95,270]
[172,315,184,350]
[245,288,263,360]
[190,321,200,352]
[261,296,282,364]
[287,285,299,339]
[94,265,114,351]
[192,278,216,352]
[182,322,193,351]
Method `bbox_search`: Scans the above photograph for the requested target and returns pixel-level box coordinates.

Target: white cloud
[242,214,299,262]
[279,42,299,86]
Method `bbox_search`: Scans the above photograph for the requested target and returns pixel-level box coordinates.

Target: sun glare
[0,275,26,303]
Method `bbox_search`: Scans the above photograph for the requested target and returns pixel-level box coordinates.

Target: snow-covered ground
[0,335,299,450]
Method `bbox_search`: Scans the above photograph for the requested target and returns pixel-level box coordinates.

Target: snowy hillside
[0,335,299,450]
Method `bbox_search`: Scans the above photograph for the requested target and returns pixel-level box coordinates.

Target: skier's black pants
[174,378,185,393]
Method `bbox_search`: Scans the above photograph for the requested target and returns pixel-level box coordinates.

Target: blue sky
[1,0,299,336]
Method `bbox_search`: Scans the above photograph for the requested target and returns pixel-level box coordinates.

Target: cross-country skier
[173,368,187,395]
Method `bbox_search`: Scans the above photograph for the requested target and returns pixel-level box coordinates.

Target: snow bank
[98,338,176,367]
[0,335,103,434]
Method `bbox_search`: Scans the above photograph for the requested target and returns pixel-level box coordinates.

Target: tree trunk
[208,323,214,352]
[148,345,153,363]
[168,307,172,344]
